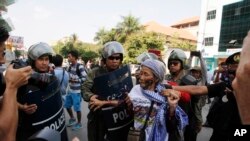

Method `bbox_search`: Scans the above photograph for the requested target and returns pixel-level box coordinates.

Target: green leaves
[94,15,165,64]
[52,34,101,62]
[94,14,144,45]
[167,34,196,51]
[124,32,166,63]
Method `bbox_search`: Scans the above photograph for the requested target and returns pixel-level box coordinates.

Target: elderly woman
[128,59,188,141]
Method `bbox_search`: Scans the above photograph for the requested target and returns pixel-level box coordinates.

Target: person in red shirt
[165,49,200,141]
[165,49,192,105]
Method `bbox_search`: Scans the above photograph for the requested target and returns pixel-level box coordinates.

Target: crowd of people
[1,23,250,141]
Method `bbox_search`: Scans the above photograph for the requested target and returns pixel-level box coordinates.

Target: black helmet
[225,52,240,65]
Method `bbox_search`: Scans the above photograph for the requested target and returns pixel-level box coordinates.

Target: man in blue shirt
[52,54,69,102]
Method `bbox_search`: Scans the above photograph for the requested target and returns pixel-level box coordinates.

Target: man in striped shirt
[65,50,87,131]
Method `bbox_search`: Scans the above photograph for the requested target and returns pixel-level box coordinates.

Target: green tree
[94,28,117,45]
[94,27,106,45]
[81,50,99,64]
[116,14,144,43]
[94,14,144,45]
[52,34,81,57]
[124,32,166,63]
[94,27,109,45]
[56,41,74,57]
[52,34,101,60]
[167,34,196,51]
[53,41,64,54]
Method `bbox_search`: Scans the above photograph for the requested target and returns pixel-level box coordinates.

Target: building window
[235,7,241,15]
[207,10,216,20]
[204,37,214,46]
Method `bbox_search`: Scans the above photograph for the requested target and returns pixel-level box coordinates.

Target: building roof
[171,16,199,27]
[144,21,197,41]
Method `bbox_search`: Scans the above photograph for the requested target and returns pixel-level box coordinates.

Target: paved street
[65,99,214,141]
[65,101,89,141]
[65,77,213,141]
[197,102,213,141]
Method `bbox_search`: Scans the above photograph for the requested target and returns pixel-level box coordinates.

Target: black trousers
[87,112,131,141]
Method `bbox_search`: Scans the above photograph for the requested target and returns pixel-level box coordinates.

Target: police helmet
[168,49,187,69]
[28,42,55,61]
[190,66,202,72]
[102,41,124,60]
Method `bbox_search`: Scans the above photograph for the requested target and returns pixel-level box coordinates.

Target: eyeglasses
[108,56,121,60]
[169,61,179,66]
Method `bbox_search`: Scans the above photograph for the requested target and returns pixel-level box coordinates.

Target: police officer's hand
[19,103,37,114]
[89,95,105,111]
[38,73,52,83]
[4,64,32,89]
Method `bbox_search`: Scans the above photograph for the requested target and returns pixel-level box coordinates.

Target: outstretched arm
[171,85,208,95]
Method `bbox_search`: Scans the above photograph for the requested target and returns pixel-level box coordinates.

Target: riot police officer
[16,42,68,141]
[82,41,132,141]
[170,52,242,141]
[166,49,200,141]
[166,49,188,82]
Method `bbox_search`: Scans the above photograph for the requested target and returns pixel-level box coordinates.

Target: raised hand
[4,64,32,89]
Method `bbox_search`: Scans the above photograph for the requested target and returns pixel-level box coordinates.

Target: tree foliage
[94,14,165,63]
[94,27,115,45]
[53,15,197,65]
[116,14,144,43]
[123,32,166,63]
[81,50,99,64]
[52,34,101,62]
[94,14,144,45]
[167,34,196,51]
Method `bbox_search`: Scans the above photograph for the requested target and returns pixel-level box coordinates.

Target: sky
[4,0,201,48]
